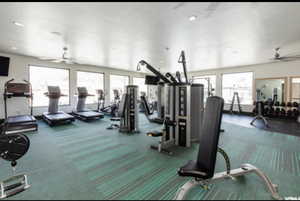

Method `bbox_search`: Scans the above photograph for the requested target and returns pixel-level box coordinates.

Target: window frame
[221,71,254,105]
[192,74,217,102]
[28,64,71,107]
[76,70,105,105]
[290,76,300,102]
[109,74,130,102]
[133,76,148,95]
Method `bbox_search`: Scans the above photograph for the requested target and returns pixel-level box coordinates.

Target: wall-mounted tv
[0,56,10,76]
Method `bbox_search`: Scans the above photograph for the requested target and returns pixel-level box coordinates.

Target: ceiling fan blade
[52,59,63,63]
[38,57,57,61]
[284,56,300,59]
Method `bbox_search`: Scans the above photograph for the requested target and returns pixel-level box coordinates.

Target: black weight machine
[174,96,281,200]
[0,128,31,199]
[138,51,205,155]
[140,94,164,124]
[3,79,38,135]
[107,85,140,133]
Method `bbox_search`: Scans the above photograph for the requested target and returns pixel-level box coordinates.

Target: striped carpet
[1,114,300,200]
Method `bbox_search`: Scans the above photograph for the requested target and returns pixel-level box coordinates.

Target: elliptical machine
[98,89,120,117]
[0,126,31,199]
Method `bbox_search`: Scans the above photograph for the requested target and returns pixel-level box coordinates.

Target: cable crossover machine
[137,51,205,155]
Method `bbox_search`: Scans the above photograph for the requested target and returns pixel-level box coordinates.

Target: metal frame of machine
[42,86,75,126]
[3,79,38,135]
[0,133,31,199]
[72,87,104,121]
[119,85,139,134]
[138,51,204,155]
[174,96,281,200]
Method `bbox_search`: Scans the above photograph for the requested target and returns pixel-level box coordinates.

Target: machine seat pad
[147,131,163,137]
[150,118,164,124]
[7,115,36,124]
[111,117,121,121]
[178,160,210,179]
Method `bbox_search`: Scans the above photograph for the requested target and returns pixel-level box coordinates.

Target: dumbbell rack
[253,101,300,120]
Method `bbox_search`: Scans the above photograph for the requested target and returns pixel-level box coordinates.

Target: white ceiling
[1,2,300,73]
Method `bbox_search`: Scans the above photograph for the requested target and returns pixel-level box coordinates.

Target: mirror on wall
[291,77,300,103]
[255,78,286,103]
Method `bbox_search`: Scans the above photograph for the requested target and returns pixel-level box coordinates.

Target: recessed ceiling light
[12,21,24,27]
[189,15,197,21]
[11,47,17,50]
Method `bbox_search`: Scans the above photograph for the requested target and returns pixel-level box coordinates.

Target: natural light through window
[193,75,216,102]
[77,71,104,104]
[110,74,129,102]
[222,72,253,105]
[29,66,70,107]
[291,78,300,102]
[133,77,147,96]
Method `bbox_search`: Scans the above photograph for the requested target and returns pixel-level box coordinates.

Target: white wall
[2,52,299,117]
[189,60,300,112]
[0,52,146,118]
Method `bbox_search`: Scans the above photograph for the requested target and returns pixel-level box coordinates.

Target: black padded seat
[178,160,208,179]
[150,118,164,124]
[177,97,224,180]
[111,117,121,121]
[6,115,36,124]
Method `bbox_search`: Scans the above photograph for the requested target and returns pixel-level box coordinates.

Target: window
[110,74,129,102]
[77,71,104,104]
[29,65,70,107]
[222,72,253,105]
[291,77,300,102]
[193,75,216,101]
[133,77,148,96]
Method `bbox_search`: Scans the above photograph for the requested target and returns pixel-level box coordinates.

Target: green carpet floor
[1,115,300,200]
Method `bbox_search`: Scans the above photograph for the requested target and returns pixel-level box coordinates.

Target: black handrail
[178,51,189,84]
[137,60,172,84]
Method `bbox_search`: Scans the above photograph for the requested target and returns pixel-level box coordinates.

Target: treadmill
[140,95,164,124]
[73,87,104,121]
[42,86,75,126]
[3,79,38,134]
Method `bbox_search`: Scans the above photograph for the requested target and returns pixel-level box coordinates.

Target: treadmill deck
[74,111,104,118]
[7,115,36,124]
[43,112,75,121]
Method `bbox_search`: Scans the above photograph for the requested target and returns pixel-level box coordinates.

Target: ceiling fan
[38,47,81,65]
[271,47,300,62]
